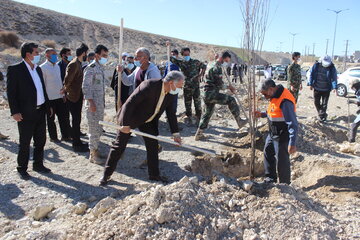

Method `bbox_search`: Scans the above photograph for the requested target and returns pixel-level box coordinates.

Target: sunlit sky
[15,0,359,57]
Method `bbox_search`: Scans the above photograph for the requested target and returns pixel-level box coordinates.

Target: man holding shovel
[194,51,247,140]
[100,71,184,186]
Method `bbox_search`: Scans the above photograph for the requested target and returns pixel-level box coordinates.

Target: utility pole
[289,32,298,53]
[312,43,316,59]
[325,39,329,55]
[344,40,349,72]
[327,8,349,59]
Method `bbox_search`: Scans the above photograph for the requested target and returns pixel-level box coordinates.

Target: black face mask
[83,55,87,62]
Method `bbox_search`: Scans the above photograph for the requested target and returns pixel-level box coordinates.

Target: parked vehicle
[336,67,360,97]
[273,66,286,80]
[255,65,265,76]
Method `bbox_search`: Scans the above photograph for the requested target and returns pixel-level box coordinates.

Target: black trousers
[17,106,46,173]
[314,90,331,119]
[104,119,160,178]
[263,134,291,184]
[47,98,71,140]
[67,94,83,146]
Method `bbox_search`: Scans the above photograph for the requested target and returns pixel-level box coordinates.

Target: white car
[336,67,360,97]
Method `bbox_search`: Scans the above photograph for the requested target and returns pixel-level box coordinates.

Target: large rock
[31,204,54,220]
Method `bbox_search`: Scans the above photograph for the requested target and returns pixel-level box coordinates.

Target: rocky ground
[0,76,359,240]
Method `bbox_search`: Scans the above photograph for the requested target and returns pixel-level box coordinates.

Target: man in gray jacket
[118,47,161,94]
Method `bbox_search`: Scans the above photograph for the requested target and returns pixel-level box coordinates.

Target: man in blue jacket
[307,55,337,122]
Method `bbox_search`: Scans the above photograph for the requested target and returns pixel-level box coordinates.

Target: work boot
[89,150,105,165]
[194,129,205,141]
[235,117,247,130]
[0,133,9,140]
[99,175,111,186]
[184,116,192,125]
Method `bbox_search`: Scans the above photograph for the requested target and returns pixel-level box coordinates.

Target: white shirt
[24,60,45,106]
[40,60,64,100]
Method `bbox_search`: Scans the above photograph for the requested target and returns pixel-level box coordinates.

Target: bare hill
[0,0,288,66]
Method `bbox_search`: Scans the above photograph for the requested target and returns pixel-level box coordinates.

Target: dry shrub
[0,31,19,48]
[42,39,56,48]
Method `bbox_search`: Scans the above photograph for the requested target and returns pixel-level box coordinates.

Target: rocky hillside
[0,0,288,66]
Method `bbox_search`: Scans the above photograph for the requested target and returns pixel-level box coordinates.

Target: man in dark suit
[7,42,53,180]
[100,71,184,186]
[63,43,89,152]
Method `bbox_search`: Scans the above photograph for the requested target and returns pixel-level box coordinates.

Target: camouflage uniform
[287,62,302,102]
[82,61,105,152]
[198,61,241,130]
[170,57,206,118]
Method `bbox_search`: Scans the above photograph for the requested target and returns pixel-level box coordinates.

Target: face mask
[67,56,73,61]
[127,63,135,69]
[31,55,40,65]
[99,57,108,65]
[297,58,301,64]
[169,82,180,95]
[322,61,331,68]
[50,54,57,63]
[82,55,87,62]
[222,62,229,68]
[183,56,191,61]
[134,61,141,67]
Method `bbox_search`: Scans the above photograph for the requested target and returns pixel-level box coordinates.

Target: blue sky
[15,0,359,57]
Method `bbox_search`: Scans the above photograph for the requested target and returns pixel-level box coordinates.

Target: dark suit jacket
[119,79,179,133]
[64,58,83,102]
[7,61,50,120]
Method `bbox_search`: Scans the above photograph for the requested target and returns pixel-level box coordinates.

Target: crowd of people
[3,40,359,186]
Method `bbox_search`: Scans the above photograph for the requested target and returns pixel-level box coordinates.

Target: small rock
[92,197,116,217]
[88,196,97,202]
[74,202,88,215]
[31,204,54,220]
[155,207,173,224]
[242,180,253,192]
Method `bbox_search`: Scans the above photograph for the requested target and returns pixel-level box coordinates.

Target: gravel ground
[0,78,359,239]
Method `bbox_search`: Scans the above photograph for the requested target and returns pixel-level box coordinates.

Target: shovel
[99,121,217,157]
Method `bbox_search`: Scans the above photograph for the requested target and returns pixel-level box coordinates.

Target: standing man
[307,55,338,122]
[100,71,184,186]
[63,43,89,152]
[120,47,162,95]
[348,79,360,143]
[195,51,247,140]
[110,54,136,110]
[40,48,71,142]
[82,45,109,164]
[287,52,302,102]
[7,42,52,179]
[164,49,180,114]
[82,52,95,70]
[254,79,298,184]
[166,42,206,125]
[58,47,72,82]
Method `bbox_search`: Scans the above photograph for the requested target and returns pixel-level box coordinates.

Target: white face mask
[222,62,229,68]
[322,61,331,68]
[31,55,40,65]
[169,82,180,95]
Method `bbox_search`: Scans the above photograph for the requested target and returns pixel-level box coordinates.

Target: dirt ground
[0,76,359,239]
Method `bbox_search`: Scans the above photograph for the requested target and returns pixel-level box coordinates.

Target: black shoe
[18,171,31,180]
[61,137,72,142]
[99,175,111,186]
[73,144,89,152]
[33,165,52,173]
[149,175,169,183]
[50,138,61,143]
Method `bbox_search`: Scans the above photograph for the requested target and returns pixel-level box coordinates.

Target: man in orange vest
[254,79,298,184]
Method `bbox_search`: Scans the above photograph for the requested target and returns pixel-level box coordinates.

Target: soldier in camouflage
[82,45,109,164]
[287,52,302,102]
[195,51,247,140]
[167,43,206,124]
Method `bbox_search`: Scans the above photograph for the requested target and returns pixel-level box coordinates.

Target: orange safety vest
[267,88,296,122]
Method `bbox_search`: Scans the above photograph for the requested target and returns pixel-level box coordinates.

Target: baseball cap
[122,52,129,57]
